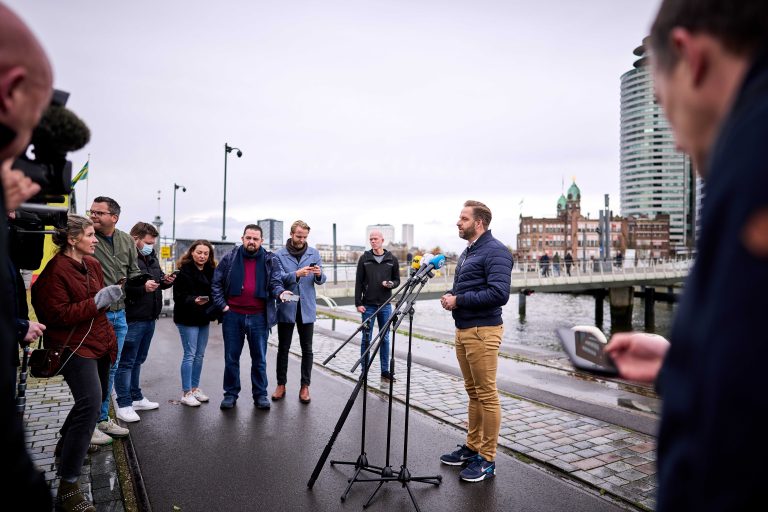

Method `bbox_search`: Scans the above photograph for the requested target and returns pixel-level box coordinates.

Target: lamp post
[222,142,243,241]
[173,183,186,241]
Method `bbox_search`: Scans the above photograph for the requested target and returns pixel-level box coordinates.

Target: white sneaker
[181,392,201,407]
[97,418,129,438]
[132,397,160,411]
[192,388,209,403]
[91,427,114,446]
[116,406,141,423]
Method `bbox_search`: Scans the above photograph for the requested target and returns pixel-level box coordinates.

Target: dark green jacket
[93,228,141,311]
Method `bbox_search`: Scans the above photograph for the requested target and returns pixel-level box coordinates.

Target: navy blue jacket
[656,47,768,511]
[448,230,512,329]
[211,246,285,329]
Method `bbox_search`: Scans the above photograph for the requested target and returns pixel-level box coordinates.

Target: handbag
[28,327,76,378]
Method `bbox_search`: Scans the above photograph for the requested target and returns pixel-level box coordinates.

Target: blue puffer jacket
[211,246,285,328]
[275,246,327,323]
[449,230,513,329]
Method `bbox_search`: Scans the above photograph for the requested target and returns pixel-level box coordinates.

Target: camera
[8,88,90,270]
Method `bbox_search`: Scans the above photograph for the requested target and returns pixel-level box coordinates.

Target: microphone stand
[308,267,443,511]
[309,272,418,492]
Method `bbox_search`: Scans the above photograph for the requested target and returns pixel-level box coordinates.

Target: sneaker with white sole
[192,388,209,402]
[132,397,160,411]
[97,418,129,438]
[181,391,201,407]
[116,406,141,423]
[91,427,114,446]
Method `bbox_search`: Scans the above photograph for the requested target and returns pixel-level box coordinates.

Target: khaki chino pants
[455,325,503,461]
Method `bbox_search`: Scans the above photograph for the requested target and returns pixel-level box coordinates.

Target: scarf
[285,238,307,262]
[228,245,267,298]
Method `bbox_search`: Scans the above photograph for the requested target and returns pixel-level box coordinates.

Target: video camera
[9,88,90,270]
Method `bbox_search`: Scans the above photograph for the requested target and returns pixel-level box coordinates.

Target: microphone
[413,254,445,280]
[410,254,423,276]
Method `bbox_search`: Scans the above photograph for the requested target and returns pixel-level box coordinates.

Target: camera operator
[0,2,54,509]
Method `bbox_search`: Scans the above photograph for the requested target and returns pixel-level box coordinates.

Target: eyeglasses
[87,210,113,217]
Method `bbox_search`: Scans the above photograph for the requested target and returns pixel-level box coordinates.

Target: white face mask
[140,243,154,256]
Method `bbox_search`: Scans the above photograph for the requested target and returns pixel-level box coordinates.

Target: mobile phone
[309,263,317,267]
[555,326,618,376]
[197,296,209,301]
[285,294,300,302]
[170,270,180,276]
[117,277,128,286]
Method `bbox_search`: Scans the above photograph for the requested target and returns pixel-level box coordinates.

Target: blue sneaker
[255,395,271,410]
[459,455,496,482]
[440,444,478,466]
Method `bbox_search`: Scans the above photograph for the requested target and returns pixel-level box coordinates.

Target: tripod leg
[362,481,385,509]
[403,482,422,512]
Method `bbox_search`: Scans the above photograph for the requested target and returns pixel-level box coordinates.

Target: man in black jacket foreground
[605,1,768,510]
[439,200,512,483]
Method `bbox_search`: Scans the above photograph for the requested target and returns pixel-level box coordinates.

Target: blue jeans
[99,309,128,422]
[176,324,210,393]
[115,320,156,408]
[222,311,268,401]
[361,304,391,373]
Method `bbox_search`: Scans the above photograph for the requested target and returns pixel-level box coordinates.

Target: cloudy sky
[8,0,661,254]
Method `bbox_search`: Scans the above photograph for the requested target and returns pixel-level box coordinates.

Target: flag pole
[85,153,90,210]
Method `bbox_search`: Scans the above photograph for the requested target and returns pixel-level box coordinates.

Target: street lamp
[172,183,186,241]
[222,142,243,241]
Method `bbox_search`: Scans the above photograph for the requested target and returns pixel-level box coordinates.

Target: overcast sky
[8,0,661,255]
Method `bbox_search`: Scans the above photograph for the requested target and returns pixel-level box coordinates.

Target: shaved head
[0,3,53,160]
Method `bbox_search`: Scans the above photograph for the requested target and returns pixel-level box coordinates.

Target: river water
[317,293,677,354]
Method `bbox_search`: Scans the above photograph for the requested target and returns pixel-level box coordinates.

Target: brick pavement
[21,374,125,511]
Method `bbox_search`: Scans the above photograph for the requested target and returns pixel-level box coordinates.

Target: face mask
[140,244,154,256]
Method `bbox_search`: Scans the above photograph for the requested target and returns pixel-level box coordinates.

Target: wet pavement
[22,315,659,511]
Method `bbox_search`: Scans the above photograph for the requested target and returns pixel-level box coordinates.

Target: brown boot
[271,384,286,401]
[299,385,311,404]
[57,480,96,512]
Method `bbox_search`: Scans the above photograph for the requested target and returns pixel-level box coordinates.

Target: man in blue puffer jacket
[439,200,512,483]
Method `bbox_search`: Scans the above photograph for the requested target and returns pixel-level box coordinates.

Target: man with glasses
[88,196,144,443]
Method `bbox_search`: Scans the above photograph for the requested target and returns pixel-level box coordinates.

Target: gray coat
[275,246,326,324]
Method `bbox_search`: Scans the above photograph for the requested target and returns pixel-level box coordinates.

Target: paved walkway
[21,327,658,511]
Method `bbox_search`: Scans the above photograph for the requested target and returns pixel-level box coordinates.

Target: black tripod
[308,269,442,511]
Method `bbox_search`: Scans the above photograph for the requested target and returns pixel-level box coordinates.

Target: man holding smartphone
[272,220,326,404]
[604,1,768,509]
[114,222,176,423]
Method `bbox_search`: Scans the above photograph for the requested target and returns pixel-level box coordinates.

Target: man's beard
[459,225,476,241]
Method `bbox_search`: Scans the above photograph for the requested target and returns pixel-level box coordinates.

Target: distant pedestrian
[211,225,287,411]
[114,222,176,423]
[354,229,400,381]
[272,220,326,404]
[173,240,217,407]
[553,252,561,276]
[614,251,623,268]
[32,215,121,512]
[539,252,550,277]
[564,252,573,276]
[440,200,512,482]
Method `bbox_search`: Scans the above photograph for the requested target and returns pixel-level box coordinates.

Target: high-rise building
[620,39,696,253]
[365,224,395,244]
[258,218,283,251]
[402,223,414,248]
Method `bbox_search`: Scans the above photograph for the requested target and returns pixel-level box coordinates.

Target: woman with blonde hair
[32,215,121,512]
[173,240,217,406]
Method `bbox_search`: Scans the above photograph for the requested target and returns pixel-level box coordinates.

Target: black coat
[172,262,215,326]
[125,249,171,322]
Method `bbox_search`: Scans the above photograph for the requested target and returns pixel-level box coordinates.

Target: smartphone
[117,277,128,286]
[555,326,618,376]
[285,294,300,302]
[170,270,180,277]
[309,263,317,267]
[197,296,209,302]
